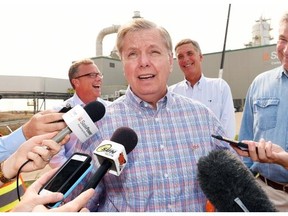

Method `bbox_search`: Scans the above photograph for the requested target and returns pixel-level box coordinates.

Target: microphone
[197,149,277,212]
[58,103,72,113]
[52,101,105,143]
[82,127,138,191]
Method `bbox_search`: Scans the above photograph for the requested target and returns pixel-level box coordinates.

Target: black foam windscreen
[84,101,106,122]
[110,127,138,154]
[197,150,277,212]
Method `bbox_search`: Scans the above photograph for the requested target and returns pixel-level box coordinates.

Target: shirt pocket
[253,98,279,131]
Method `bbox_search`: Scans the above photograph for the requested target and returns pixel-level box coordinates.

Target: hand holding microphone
[13,101,106,189]
[52,100,106,143]
[82,127,138,191]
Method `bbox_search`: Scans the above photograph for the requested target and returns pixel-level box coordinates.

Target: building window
[109,62,115,68]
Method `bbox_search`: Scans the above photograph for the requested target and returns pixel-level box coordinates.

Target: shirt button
[164,173,169,178]
[155,118,159,122]
[160,145,165,149]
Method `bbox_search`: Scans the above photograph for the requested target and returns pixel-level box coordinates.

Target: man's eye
[151,50,161,56]
[187,52,194,56]
[128,52,137,58]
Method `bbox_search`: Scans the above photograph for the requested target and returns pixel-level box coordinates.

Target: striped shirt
[69,87,234,212]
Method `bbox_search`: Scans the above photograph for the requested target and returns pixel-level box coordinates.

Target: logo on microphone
[96,144,117,156]
[118,152,126,166]
[94,140,128,176]
[78,116,93,136]
[62,104,97,142]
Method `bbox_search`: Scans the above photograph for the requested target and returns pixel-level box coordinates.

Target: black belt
[257,174,288,194]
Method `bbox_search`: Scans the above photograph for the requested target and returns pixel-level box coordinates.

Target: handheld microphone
[52,101,105,143]
[58,103,72,113]
[197,149,277,212]
[82,127,138,191]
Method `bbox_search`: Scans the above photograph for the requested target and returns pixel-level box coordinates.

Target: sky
[0,0,287,79]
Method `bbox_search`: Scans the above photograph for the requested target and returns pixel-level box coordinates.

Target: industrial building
[0,14,281,112]
[92,42,281,112]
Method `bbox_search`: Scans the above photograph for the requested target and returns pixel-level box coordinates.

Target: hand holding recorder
[239,138,288,169]
[12,168,94,212]
[38,153,93,208]
[38,126,138,209]
[211,135,288,169]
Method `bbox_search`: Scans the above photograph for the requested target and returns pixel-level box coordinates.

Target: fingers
[15,133,65,173]
[244,140,259,160]
[26,152,47,170]
[79,208,90,212]
[32,146,53,162]
[231,141,249,157]
[58,134,70,146]
[50,188,94,212]
[23,111,66,139]
[32,139,62,164]
[258,139,274,162]
[26,168,59,193]
[41,139,62,156]
[231,145,249,157]
[36,111,64,124]
[22,169,65,212]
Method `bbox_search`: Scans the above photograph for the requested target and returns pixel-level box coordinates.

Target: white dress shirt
[169,74,236,138]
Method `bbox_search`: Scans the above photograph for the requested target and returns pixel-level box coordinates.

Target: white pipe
[96,25,120,56]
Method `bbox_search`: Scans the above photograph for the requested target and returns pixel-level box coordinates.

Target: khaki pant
[256,178,288,212]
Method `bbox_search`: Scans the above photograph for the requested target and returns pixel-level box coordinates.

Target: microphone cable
[16,159,30,201]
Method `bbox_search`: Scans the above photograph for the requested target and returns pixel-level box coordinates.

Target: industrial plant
[0,12,280,112]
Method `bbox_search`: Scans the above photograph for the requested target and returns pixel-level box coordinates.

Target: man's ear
[72,78,79,88]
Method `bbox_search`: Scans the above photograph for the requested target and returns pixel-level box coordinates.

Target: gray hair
[174,39,202,55]
[116,18,173,59]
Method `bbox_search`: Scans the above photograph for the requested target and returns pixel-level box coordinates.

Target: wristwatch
[0,162,13,184]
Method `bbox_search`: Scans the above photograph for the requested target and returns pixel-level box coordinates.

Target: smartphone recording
[211,134,249,151]
[38,153,92,208]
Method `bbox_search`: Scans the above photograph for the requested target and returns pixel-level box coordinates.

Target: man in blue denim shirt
[239,12,288,211]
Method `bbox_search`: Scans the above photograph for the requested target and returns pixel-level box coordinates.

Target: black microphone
[58,103,72,113]
[52,101,105,143]
[197,149,277,212]
[82,127,138,191]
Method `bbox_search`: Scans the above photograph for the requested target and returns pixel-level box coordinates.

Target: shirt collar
[185,74,205,89]
[125,86,170,110]
[73,93,85,106]
[283,68,288,77]
[274,65,288,79]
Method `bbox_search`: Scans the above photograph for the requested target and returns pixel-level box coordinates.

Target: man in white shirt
[49,59,111,168]
[169,39,235,138]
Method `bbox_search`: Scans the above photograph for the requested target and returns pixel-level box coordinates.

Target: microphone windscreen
[110,127,138,154]
[197,150,277,212]
[83,101,106,122]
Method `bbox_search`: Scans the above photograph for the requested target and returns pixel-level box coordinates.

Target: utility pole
[219,4,231,79]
